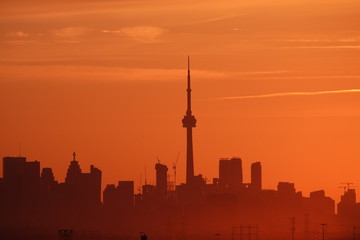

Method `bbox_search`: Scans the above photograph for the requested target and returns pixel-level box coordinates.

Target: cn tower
[182,56,197,185]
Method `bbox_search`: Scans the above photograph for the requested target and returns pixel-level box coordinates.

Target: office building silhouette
[251,162,262,191]
[155,162,168,195]
[219,157,243,193]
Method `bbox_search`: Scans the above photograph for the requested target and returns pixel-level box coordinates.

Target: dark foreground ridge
[1,61,360,240]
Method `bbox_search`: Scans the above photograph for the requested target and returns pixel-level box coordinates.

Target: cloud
[5,31,30,37]
[281,45,360,49]
[103,26,165,43]
[193,14,239,24]
[102,30,122,34]
[0,65,227,83]
[214,89,360,100]
[2,40,39,45]
[233,70,289,75]
[249,75,360,80]
[280,37,360,43]
[51,26,90,38]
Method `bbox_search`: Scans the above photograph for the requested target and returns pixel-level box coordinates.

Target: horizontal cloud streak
[281,46,360,49]
[51,26,90,38]
[5,31,30,37]
[103,26,165,43]
[0,65,227,82]
[215,89,360,100]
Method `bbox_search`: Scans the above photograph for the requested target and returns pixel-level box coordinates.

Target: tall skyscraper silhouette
[65,152,82,184]
[182,56,197,185]
[251,162,262,190]
[155,162,168,194]
[219,157,243,192]
[3,156,27,180]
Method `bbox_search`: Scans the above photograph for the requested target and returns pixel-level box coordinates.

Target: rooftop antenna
[73,152,76,161]
[18,143,21,157]
[139,173,142,194]
[145,165,147,185]
[156,156,160,164]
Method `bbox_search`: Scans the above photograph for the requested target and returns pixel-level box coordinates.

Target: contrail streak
[215,89,360,100]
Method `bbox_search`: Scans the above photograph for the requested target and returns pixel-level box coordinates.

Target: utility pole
[321,223,327,240]
[353,225,360,240]
[232,224,258,240]
[304,214,309,240]
[140,232,147,240]
[58,229,73,240]
[290,217,295,240]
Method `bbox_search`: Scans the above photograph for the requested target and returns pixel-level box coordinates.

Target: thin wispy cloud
[233,70,289,75]
[5,31,30,37]
[250,75,360,80]
[280,37,360,43]
[214,89,360,100]
[0,65,227,82]
[2,40,39,45]
[194,14,239,24]
[281,45,360,49]
[103,26,166,43]
[51,26,90,38]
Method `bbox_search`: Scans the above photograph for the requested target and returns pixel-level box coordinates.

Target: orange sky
[1,0,360,202]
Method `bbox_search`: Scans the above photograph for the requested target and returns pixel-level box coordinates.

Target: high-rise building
[219,157,243,192]
[182,56,197,185]
[229,157,243,188]
[277,182,296,197]
[41,168,55,184]
[24,161,40,182]
[85,165,102,206]
[65,152,82,184]
[337,188,356,217]
[118,181,134,208]
[251,162,262,190]
[3,156,26,181]
[219,159,230,190]
[3,156,40,187]
[41,167,56,193]
[64,152,102,208]
[103,181,134,210]
[155,163,168,194]
[2,156,41,210]
[103,184,117,210]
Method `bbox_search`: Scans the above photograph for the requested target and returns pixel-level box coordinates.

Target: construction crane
[340,182,354,190]
[339,186,347,194]
[173,152,180,188]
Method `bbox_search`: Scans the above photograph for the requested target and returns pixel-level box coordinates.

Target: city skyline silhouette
[1,58,360,240]
[1,0,360,239]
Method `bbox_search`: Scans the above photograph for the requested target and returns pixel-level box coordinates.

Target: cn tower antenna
[182,55,197,185]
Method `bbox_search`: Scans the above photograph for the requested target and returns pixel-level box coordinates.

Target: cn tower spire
[182,56,197,185]
[186,55,192,115]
